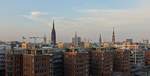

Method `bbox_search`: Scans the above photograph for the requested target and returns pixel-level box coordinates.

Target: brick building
[64,49,89,76]
[89,48,113,76]
[113,49,131,76]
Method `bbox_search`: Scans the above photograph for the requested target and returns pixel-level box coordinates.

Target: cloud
[31,11,48,17]
[23,11,48,19]
[22,11,51,25]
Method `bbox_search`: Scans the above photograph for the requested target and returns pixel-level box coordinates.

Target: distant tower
[43,34,47,44]
[112,28,115,44]
[72,32,81,48]
[74,32,78,47]
[99,33,102,48]
[51,20,56,47]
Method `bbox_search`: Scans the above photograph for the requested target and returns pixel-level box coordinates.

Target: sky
[0,0,150,42]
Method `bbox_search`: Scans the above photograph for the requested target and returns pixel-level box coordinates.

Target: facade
[5,45,64,76]
[57,42,64,48]
[3,40,148,76]
[64,49,89,76]
[23,54,50,76]
[130,49,145,76]
[84,41,91,48]
[0,45,10,76]
[126,39,133,44]
[113,49,131,76]
[5,48,25,76]
[130,49,145,66]
[145,50,150,65]
[90,48,113,76]
[23,48,64,76]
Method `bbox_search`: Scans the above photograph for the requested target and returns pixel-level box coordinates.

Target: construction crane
[29,37,41,44]
[29,36,46,44]
[22,36,27,42]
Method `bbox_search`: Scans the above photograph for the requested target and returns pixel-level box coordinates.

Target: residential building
[113,49,131,76]
[90,48,113,76]
[64,49,89,76]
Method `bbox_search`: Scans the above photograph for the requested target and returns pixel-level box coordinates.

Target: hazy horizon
[0,0,150,42]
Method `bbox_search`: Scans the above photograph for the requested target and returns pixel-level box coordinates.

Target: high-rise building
[64,49,89,76]
[51,20,56,47]
[89,48,113,76]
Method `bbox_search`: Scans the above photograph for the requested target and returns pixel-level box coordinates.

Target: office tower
[64,49,89,76]
[51,20,56,47]
[113,49,131,76]
[112,28,115,44]
[89,48,113,76]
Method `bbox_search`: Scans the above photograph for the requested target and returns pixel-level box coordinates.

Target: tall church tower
[112,28,115,44]
[51,20,56,47]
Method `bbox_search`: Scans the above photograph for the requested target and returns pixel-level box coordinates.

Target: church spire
[52,20,55,29]
[51,20,56,47]
[99,33,102,48]
[112,27,115,44]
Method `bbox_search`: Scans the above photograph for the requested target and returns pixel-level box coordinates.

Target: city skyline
[0,0,150,42]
